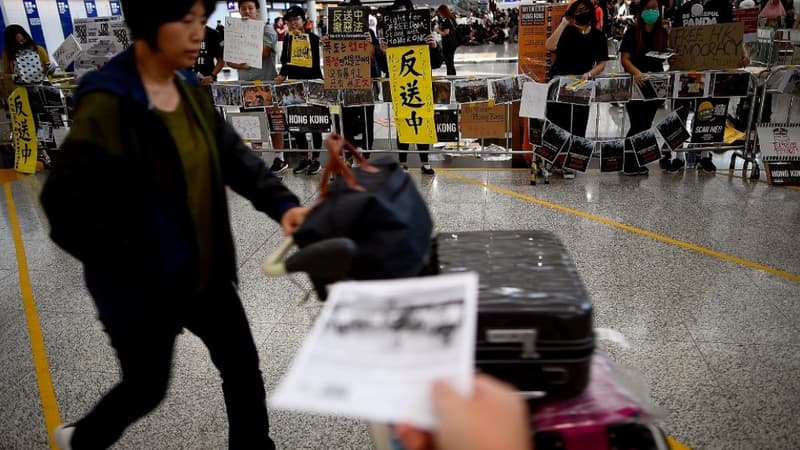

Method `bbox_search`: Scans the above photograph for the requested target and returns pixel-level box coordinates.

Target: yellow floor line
[4,184,61,449]
[438,170,800,284]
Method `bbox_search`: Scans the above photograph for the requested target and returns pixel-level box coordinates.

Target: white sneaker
[563,170,576,179]
[54,425,75,450]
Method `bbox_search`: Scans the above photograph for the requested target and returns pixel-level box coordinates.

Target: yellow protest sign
[9,87,38,174]
[387,45,436,144]
[289,34,313,68]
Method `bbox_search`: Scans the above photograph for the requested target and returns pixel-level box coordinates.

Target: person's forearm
[620,53,637,74]
[545,21,567,50]
[588,61,606,78]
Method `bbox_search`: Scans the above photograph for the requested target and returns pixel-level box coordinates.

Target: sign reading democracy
[668,22,743,71]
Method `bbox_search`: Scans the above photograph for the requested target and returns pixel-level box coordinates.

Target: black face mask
[575,11,594,25]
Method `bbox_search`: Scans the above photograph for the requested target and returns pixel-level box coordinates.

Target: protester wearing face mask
[620,0,669,175]
[545,0,608,179]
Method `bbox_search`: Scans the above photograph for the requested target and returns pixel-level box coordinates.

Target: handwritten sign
[383,10,431,47]
[328,6,369,40]
[286,105,332,132]
[459,102,507,139]
[53,34,82,69]
[9,87,39,174]
[289,34,313,68]
[323,40,372,90]
[228,112,268,142]
[224,17,265,69]
[668,22,743,71]
[387,45,436,144]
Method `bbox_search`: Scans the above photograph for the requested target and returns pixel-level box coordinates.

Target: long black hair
[3,25,36,60]
[121,0,216,49]
[634,0,666,56]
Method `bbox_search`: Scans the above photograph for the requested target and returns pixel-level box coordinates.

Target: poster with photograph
[274,82,306,106]
[491,77,523,104]
[342,88,375,107]
[656,112,691,151]
[675,72,710,98]
[691,98,728,143]
[529,118,546,146]
[711,72,750,97]
[286,105,332,132]
[242,84,273,108]
[434,109,460,142]
[212,84,243,106]
[564,135,594,173]
[454,80,489,104]
[599,139,624,172]
[267,107,287,133]
[383,9,431,47]
[540,122,571,162]
[227,112,269,142]
[432,80,452,105]
[556,77,594,105]
[629,130,661,166]
[307,80,339,105]
[635,73,674,100]
[327,6,370,40]
[593,76,632,103]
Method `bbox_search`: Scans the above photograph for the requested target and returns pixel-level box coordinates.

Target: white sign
[223,17,265,69]
[53,34,82,69]
[229,114,266,141]
[271,273,479,429]
[519,81,549,119]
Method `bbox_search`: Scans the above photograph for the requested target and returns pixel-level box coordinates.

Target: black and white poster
[556,77,594,105]
[675,72,710,98]
[274,82,306,106]
[286,105,332,132]
[691,98,728,143]
[454,80,489,104]
[328,6,370,40]
[383,9,431,47]
[540,122,571,162]
[212,84,243,106]
[629,130,661,166]
[594,77,632,103]
[433,81,452,105]
[434,109,459,142]
[599,139,624,172]
[635,73,673,100]
[306,80,339,105]
[267,106,287,133]
[564,135,594,173]
[342,88,375,107]
[491,77,523,104]
[656,112,691,151]
[529,118,546,146]
[711,72,750,97]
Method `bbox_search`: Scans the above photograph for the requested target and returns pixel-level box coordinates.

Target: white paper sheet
[53,35,82,70]
[271,273,479,429]
[519,81,549,119]
[230,115,263,141]
[224,17,265,69]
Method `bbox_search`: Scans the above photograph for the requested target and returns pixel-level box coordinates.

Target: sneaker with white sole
[421,164,435,175]
[270,158,289,175]
[54,425,75,450]
[307,159,322,175]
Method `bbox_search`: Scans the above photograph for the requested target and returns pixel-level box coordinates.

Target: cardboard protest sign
[323,40,372,90]
[224,17,265,69]
[383,10,431,47]
[9,87,39,174]
[668,23,743,71]
[286,105,332,132]
[459,101,507,139]
[328,7,369,40]
[387,45,436,144]
[435,109,459,142]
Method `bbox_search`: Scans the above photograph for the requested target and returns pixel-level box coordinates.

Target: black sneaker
[623,165,648,176]
[698,156,716,173]
[271,158,289,175]
[659,157,672,171]
[666,158,684,173]
[293,159,311,174]
[421,164,435,175]
[307,159,322,175]
[401,164,409,171]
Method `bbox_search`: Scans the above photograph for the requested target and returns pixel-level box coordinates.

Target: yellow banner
[387,45,436,144]
[9,87,38,174]
[289,34,313,68]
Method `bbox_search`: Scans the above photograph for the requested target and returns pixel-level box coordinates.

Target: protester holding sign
[276,6,324,175]
[544,0,608,179]
[620,0,670,175]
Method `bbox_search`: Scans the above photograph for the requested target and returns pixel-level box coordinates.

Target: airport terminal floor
[2,43,800,449]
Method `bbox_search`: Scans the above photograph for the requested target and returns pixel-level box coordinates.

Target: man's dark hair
[238,0,260,9]
[285,5,306,19]
[121,0,216,49]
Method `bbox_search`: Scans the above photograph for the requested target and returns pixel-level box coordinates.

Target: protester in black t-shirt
[545,0,609,179]
[620,0,669,175]
[192,26,224,85]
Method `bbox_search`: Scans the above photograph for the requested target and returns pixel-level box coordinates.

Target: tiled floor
[2,42,800,449]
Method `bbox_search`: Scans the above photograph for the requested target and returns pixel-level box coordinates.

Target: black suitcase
[430,230,594,397]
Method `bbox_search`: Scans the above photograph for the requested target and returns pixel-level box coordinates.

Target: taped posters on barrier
[629,130,660,166]
[460,101,507,139]
[387,45,436,144]
[289,34,314,68]
[435,110,459,142]
[538,122,570,162]
[383,10,430,47]
[668,23,743,71]
[328,7,369,40]
[529,118,546,145]
[9,88,38,174]
[518,3,567,81]
[267,107,287,132]
[564,135,594,173]
[224,17,265,69]
[286,105,332,132]
[519,81,548,118]
[323,40,372,90]
[599,139,624,172]
[691,98,728,143]
[656,112,690,150]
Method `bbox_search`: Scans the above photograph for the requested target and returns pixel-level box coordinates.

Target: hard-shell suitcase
[431,230,594,397]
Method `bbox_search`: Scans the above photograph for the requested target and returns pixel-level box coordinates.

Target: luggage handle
[262,237,296,276]
[319,134,380,199]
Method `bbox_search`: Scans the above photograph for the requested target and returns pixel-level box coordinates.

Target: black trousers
[72,281,274,450]
[546,101,590,138]
[342,105,375,156]
[624,100,663,167]
[291,131,322,159]
[397,138,429,163]
[443,45,457,76]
